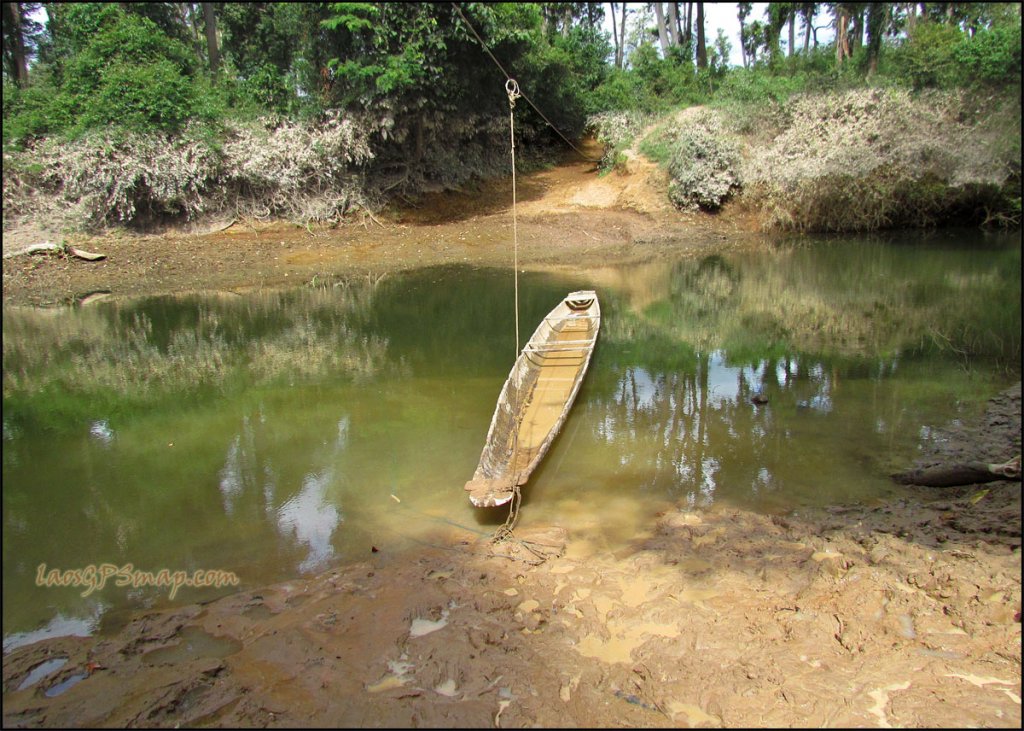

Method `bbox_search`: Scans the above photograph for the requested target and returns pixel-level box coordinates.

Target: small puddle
[409,612,449,638]
[142,626,242,666]
[44,672,87,698]
[17,658,68,691]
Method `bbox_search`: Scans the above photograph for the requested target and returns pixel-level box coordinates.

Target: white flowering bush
[217,111,376,223]
[3,111,380,230]
[4,127,222,228]
[661,108,742,211]
[739,88,1014,230]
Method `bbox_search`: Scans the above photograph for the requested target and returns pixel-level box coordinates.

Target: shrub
[636,108,740,211]
[889,21,964,89]
[953,23,1023,85]
[740,88,1018,230]
[2,112,379,230]
[584,110,652,173]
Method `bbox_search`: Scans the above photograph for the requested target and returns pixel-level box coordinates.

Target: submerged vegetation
[2,2,1021,232]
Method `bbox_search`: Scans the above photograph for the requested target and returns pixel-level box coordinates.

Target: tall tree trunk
[835,6,851,66]
[866,2,888,75]
[202,2,220,81]
[684,1,693,47]
[619,1,627,67]
[738,16,747,67]
[906,1,917,31]
[802,5,812,52]
[695,1,706,69]
[3,2,30,87]
[852,7,864,53]
[667,1,680,46]
[788,9,796,56]
[609,2,622,69]
[654,3,670,56]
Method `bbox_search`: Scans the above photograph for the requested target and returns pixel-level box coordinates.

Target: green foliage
[80,59,198,131]
[2,73,72,144]
[630,43,704,110]
[4,4,201,141]
[953,22,1022,85]
[889,21,965,89]
[321,2,449,109]
[588,68,650,112]
[712,66,810,104]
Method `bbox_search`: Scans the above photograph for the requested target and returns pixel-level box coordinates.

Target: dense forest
[2,2,1021,231]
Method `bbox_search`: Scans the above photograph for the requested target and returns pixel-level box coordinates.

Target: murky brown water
[3,231,1020,648]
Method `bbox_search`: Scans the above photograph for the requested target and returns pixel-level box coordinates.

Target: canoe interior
[466,290,600,507]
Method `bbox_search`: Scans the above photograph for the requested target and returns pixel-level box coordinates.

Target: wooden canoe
[465,290,600,507]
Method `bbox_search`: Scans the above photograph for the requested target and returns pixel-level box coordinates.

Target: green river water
[2,230,1020,649]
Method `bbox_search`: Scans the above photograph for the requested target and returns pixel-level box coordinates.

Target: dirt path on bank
[3,145,1021,728]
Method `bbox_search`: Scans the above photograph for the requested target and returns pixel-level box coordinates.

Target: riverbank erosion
[2,384,1020,728]
[2,135,761,308]
[3,89,1020,307]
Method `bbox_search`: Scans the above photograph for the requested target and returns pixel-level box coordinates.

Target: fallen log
[4,242,106,261]
[892,455,1021,487]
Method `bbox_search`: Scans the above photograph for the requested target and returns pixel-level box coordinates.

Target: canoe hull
[466,291,600,507]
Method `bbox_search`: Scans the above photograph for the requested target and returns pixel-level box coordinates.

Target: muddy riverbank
[2,143,760,308]
[2,382,1019,727]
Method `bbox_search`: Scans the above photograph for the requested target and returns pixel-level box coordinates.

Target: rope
[451,6,574,559]
[498,77,525,542]
[451,2,600,163]
[508,78,520,356]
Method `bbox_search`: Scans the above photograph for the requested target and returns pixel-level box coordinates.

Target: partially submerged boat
[465,290,600,507]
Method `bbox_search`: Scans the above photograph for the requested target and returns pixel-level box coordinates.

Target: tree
[834,3,852,65]
[2,2,42,87]
[865,2,890,74]
[799,2,817,53]
[695,1,706,69]
[709,27,731,75]
[789,4,796,56]
[617,1,628,66]
[764,3,789,64]
[682,1,692,48]
[654,2,670,56]
[666,1,680,46]
[737,2,752,68]
[608,1,628,69]
[742,19,767,65]
[201,3,219,81]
